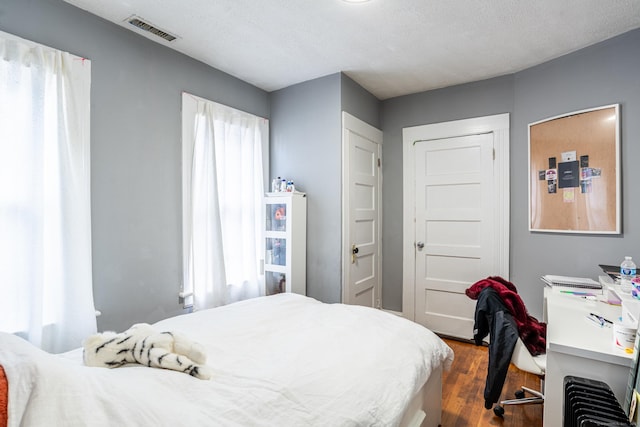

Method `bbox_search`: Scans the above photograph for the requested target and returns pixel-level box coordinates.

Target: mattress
[0,293,453,426]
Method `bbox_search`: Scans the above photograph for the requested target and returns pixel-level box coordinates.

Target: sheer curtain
[182,94,268,311]
[0,32,96,353]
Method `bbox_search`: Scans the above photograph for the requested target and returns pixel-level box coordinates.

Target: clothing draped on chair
[466,276,546,355]
[471,286,519,408]
[466,276,546,409]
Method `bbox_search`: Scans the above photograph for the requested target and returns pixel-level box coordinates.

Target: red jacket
[466,276,546,355]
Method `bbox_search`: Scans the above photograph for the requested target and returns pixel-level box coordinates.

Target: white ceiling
[63,0,640,100]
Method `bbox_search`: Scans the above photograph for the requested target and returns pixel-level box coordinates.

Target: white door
[402,113,510,340]
[413,133,494,338]
[342,112,383,308]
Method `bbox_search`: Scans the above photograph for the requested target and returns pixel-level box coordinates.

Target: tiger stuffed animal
[83,323,212,380]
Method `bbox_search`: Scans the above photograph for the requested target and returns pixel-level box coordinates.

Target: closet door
[413,133,495,339]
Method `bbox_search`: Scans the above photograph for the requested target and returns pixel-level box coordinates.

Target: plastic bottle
[280,178,287,192]
[620,256,637,293]
[271,177,281,193]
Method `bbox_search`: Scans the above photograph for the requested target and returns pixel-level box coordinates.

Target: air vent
[125,15,178,42]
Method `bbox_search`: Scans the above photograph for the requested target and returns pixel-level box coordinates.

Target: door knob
[416,242,425,250]
[351,244,359,264]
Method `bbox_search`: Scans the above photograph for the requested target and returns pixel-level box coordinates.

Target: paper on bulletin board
[563,188,575,203]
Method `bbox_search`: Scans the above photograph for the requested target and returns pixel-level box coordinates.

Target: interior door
[414,133,495,339]
[342,112,382,308]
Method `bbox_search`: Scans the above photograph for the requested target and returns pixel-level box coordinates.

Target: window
[0,31,95,353]
[181,93,268,310]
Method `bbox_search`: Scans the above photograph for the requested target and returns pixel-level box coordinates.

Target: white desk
[543,289,634,427]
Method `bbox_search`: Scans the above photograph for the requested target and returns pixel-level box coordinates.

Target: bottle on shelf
[271,177,281,193]
[280,178,287,192]
[620,256,636,293]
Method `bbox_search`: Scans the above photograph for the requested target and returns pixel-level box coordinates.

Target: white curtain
[0,33,96,353]
[183,95,267,311]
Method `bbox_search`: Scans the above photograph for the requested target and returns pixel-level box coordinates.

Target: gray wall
[381,29,640,319]
[511,30,640,319]
[269,72,380,303]
[270,74,342,302]
[341,73,381,129]
[0,0,270,333]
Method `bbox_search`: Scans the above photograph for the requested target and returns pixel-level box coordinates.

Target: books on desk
[541,275,603,290]
[599,264,622,281]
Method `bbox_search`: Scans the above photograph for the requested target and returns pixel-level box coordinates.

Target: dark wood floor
[440,338,543,427]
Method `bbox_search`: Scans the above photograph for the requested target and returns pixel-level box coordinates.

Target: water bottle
[280,178,287,192]
[271,177,280,193]
[620,256,636,293]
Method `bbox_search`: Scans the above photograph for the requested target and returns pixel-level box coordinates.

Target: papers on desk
[541,274,603,290]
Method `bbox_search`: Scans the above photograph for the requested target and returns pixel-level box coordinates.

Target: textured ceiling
[63,0,640,100]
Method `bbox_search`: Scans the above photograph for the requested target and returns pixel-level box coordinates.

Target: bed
[0,293,453,427]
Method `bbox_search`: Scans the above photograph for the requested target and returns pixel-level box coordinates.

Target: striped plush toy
[83,323,212,380]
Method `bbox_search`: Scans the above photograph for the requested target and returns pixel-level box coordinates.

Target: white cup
[613,321,637,353]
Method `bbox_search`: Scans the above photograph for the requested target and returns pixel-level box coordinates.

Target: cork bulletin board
[528,104,620,234]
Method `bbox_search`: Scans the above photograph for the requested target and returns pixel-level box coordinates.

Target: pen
[586,314,604,327]
[590,312,613,325]
[561,290,597,297]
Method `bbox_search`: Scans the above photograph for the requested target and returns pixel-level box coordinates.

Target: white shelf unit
[263,192,307,296]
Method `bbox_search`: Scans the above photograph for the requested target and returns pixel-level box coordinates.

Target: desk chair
[469,282,547,417]
[493,336,546,417]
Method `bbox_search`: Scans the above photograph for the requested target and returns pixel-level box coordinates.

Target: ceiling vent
[125,15,178,42]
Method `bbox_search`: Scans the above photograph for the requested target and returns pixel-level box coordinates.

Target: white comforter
[0,293,453,427]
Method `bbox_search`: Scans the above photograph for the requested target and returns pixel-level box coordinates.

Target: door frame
[401,113,510,320]
[341,112,383,306]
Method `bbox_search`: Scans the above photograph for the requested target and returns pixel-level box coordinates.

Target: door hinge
[493,148,496,160]
[377,158,381,167]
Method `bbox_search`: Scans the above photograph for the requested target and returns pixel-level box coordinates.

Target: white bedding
[0,293,453,426]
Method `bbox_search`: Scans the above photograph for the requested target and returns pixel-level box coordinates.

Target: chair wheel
[515,390,526,399]
[493,405,505,417]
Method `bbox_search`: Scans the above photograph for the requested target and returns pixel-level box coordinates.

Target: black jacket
[473,286,519,409]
